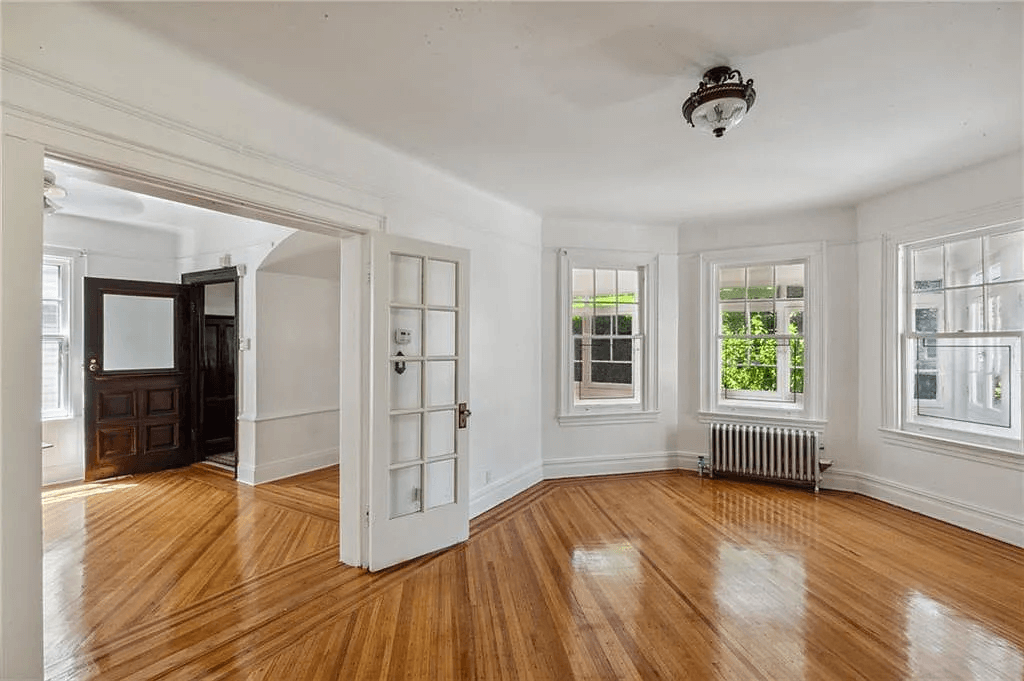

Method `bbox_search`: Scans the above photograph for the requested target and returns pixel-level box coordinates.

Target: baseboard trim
[42,463,84,487]
[543,450,686,479]
[470,460,544,519]
[823,468,1023,548]
[243,447,339,486]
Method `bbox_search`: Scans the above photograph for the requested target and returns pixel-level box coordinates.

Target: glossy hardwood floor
[43,466,1024,680]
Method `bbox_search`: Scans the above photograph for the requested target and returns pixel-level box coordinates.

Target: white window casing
[883,219,1024,458]
[699,241,827,428]
[557,249,659,425]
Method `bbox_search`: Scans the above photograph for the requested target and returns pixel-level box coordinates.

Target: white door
[368,234,470,571]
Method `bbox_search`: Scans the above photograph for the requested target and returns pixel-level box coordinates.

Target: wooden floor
[43,466,1024,680]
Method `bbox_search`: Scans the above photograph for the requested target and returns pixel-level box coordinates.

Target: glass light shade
[691,96,749,137]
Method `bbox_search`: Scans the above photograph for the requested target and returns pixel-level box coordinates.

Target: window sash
[558,251,658,421]
[898,226,1024,448]
[570,267,644,405]
[715,262,806,404]
[42,256,72,420]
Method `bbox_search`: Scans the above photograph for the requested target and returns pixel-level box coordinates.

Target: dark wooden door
[201,315,236,455]
[84,277,193,481]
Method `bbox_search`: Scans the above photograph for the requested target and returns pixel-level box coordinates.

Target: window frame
[557,249,659,425]
[717,262,806,405]
[42,253,73,421]
[890,221,1024,453]
[699,242,826,427]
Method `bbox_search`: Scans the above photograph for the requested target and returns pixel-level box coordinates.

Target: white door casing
[368,233,470,571]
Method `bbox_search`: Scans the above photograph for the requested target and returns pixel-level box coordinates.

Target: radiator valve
[697,456,707,477]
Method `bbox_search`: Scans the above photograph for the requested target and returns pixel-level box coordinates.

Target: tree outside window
[718,263,805,403]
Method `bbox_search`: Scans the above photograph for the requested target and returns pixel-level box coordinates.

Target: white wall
[244,266,341,484]
[540,219,680,477]
[677,208,861,475]
[855,151,1024,546]
[45,214,180,282]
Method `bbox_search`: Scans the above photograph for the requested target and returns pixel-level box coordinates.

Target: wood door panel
[144,423,179,453]
[146,387,179,417]
[96,427,136,460]
[98,390,136,421]
[85,277,193,481]
[199,315,236,458]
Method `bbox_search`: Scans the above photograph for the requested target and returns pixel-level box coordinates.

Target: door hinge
[363,505,370,528]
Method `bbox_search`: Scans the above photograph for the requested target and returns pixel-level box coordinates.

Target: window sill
[42,414,75,424]
[698,411,826,431]
[558,411,660,427]
[879,427,1024,470]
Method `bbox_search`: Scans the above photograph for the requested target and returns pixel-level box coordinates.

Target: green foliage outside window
[721,310,804,393]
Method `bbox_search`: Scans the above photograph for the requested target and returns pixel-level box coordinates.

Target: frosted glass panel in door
[426,361,456,407]
[391,255,422,305]
[426,259,457,307]
[426,409,455,457]
[391,308,422,356]
[390,413,421,464]
[103,295,174,370]
[424,459,455,509]
[426,311,456,356]
[390,361,421,410]
[390,465,422,518]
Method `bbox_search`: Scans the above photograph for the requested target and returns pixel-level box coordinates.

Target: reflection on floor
[42,467,1024,680]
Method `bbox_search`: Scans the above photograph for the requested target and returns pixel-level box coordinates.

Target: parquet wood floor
[42,466,1024,680]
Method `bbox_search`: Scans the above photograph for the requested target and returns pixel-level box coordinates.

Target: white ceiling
[44,158,282,236]
[103,2,1023,224]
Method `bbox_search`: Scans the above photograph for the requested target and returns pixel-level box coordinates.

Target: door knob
[88,357,99,373]
[458,402,472,429]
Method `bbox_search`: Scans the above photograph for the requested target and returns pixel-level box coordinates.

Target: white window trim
[699,241,826,427]
[41,252,74,421]
[882,217,1024,457]
[557,249,659,425]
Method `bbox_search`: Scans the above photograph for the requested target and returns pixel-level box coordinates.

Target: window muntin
[717,262,805,404]
[902,227,1024,445]
[42,256,71,420]
[571,267,642,404]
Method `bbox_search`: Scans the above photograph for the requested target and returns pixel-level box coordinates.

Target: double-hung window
[899,224,1023,449]
[42,254,72,420]
[718,263,806,403]
[701,243,824,423]
[558,250,658,424]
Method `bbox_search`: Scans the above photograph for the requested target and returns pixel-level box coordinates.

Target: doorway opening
[39,156,350,488]
[182,268,239,476]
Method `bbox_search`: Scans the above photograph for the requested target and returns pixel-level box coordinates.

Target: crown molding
[2,58,543,248]
[1,58,382,199]
[2,58,387,233]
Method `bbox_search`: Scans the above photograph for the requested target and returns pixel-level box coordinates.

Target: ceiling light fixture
[43,170,66,215]
[682,66,757,138]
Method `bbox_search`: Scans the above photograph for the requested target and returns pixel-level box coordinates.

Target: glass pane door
[388,253,459,519]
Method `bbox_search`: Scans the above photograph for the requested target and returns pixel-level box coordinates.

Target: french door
[368,234,470,570]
